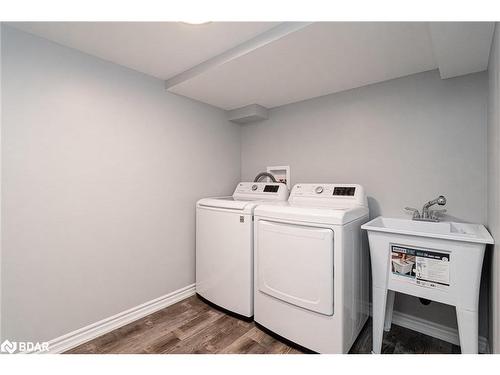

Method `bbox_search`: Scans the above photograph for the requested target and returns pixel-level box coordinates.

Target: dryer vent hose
[254,172,277,183]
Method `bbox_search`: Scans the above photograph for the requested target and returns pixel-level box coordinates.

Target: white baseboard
[387,309,490,354]
[45,284,196,354]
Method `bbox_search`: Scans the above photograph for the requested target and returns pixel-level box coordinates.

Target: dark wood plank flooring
[66,295,460,354]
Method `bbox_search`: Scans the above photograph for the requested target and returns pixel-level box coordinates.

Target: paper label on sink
[390,245,450,289]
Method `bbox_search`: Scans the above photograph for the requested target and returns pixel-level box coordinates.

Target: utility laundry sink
[362,216,493,244]
[362,216,494,354]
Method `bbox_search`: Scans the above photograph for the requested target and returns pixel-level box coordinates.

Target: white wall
[241,69,489,336]
[487,23,500,354]
[0,26,241,342]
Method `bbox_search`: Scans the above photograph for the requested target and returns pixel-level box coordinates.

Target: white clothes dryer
[253,183,369,353]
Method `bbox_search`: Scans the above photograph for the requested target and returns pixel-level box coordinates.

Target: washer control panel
[233,182,289,201]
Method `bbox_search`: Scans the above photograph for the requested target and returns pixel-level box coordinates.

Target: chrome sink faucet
[405,195,447,222]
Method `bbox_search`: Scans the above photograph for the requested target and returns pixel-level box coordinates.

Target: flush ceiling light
[180,21,212,25]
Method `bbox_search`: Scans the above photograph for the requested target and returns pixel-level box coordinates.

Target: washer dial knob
[252,184,258,191]
[315,186,324,194]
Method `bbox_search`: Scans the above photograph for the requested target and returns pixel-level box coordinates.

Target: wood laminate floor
[66,295,460,354]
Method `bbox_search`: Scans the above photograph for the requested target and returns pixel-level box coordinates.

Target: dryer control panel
[233,182,289,201]
[289,184,367,207]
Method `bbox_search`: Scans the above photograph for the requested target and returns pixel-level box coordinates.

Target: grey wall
[241,70,488,335]
[488,23,500,353]
[1,26,240,342]
[0,24,493,347]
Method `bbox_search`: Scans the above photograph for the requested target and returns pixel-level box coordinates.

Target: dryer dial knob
[252,184,258,191]
[315,186,324,194]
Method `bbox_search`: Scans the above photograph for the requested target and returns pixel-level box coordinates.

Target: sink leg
[372,286,388,354]
[384,290,395,332]
[456,307,479,354]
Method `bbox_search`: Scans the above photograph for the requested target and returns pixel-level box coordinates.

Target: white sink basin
[363,216,494,354]
[361,216,494,244]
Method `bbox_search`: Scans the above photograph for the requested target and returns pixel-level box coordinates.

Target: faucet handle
[404,207,420,219]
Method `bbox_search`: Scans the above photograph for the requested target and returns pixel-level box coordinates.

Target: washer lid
[254,202,369,225]
[197,182,289,213]
[197,196,258,212]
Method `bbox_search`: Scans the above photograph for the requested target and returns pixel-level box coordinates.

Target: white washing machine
[196,182,289,318]
[253,183,370,353]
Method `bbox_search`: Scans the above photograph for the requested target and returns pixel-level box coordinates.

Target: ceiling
[169,22,438,109]
[9,22,279,79]
[9,22,495,114]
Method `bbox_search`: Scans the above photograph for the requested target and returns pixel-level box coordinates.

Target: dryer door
[256,220,334,315]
